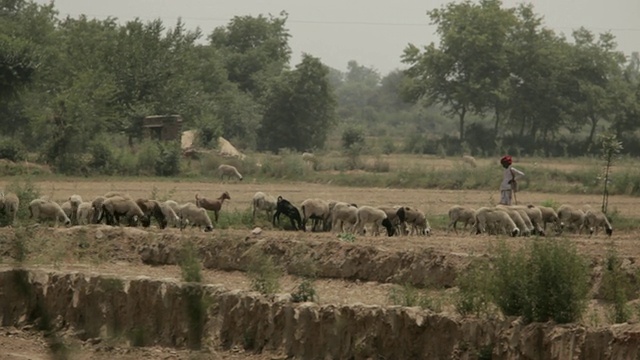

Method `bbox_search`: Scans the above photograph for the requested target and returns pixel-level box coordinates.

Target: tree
[258,54,336,153]
[402,0,515,145]
[209,12,291,99]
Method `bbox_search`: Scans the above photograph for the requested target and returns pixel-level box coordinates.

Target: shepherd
[499,155,524,205]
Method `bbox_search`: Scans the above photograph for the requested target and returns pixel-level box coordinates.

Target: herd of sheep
[0,187,613,238]
[448,204,613,237]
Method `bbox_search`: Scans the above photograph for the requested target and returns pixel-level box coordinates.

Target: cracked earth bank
[2,226,640,359]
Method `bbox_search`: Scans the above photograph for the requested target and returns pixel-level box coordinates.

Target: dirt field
[1,178,639,359]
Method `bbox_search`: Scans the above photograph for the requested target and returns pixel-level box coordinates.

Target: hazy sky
[37,0,639,74]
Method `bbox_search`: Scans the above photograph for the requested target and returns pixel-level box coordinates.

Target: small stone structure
[142,115,183,141]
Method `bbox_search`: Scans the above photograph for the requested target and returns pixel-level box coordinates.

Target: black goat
[273,196,304,231]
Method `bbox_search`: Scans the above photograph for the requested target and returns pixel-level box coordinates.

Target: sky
[36,0,640,75]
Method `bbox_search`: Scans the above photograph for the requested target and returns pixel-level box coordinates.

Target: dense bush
[0,137,26,162]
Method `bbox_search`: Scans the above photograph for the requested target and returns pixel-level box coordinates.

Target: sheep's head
[606,227,613,236]
[382,218,395,237]
[220,191,231,201]
[510,228,520,237]
[204,225,213,232]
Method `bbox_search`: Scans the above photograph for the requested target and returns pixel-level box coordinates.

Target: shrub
[341,125,365,150]
[0,137,26,162]
[154,141,181,176]
[455,259,493,317]
[88,139,115,175]
[492,239,589,323]
[291,278,317,302]
[136,140,161,175]
[601,245,633,323]
[247,249,282,295]
[388,284,441,312]
[179,242,202,283]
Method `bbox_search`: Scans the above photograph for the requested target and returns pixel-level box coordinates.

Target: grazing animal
[90,196,107,224]
[178,203,214,232]
[29,199,71,227]
[330,202,359,233]
[496,205,530,236]
[378,206,408,236]
[0,192,20,226]
[584,209,613,236]
[61,195,83,225]
[218,164,243,181]
[273,196,303,231]
[159,201,181,228]
[76,202,94,225]
[447,205,475,234]
[534,205,561,233]
[474,207,519,237]
[252,192,277,221]
[354,206,395,237]
[557,205,589,234]
[136,198,167,229]
[301,198,332,232]
[100,196,146,226]
[195,191,231,223]
[401,207,431,236]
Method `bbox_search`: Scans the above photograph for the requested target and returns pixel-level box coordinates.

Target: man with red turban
[499,155,524,205]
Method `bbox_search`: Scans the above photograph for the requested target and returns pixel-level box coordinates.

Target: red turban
[500,155,512,165]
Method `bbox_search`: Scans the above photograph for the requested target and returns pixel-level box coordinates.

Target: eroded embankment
[1,268,640,359]
[140,233,468,288]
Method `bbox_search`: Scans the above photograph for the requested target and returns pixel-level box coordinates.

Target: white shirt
[500,166,524,191]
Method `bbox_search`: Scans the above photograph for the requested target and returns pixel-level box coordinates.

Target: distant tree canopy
[402,0,639,155]
[0,0,638,176]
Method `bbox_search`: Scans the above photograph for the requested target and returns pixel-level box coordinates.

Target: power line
[56,12,640,32]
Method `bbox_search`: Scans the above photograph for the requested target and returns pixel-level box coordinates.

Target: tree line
[1,0,639,176]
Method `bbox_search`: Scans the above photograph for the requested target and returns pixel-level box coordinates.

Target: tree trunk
[586,114,598,152]
[493,106,500,138]
[458,107,467,142]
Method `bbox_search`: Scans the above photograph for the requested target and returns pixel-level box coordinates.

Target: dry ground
[1,178,639,359]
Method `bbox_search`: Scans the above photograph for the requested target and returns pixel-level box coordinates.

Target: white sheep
[496,205,530,236]
[557,204,588,234]
[178,203,214,232]
[252,192,277,221]
[584,209,613,236]
[218,164,243,181]
[447,205,475,234]
[474,207,519,237]
[76,202,94,225]
[330,202,358,233]
[535,205,561,233]
[29,199,71,227]
[90,196,107,224]
[354,206,395,236]
[399,206,431,236]
[513,205,545,235]
[378,206,407,236]
[301,198,332,232]
[159,201,181,228]
[101,196,146,226]
[0,192,20,226]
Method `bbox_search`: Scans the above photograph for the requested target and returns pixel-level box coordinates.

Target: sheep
[512,205,545,236]
[195,191,231,223]
[496,205,530,236]
[378,206,408,236]
[104,191,132,199]
[474,207,519,237]
[252,192,277,221]
[447,205,476,234]
[330,202,358,233]
[178,203,213,232]
[557,204,589,234]
[273,196,303,231]
[535,205,561,233]
[302,152,315,163]
[90,196,107,224]
[218,164,243,181]
[159,201,181,228]
[29,199,71,227]
[354,206,395,237]
[136,198,167,229]
[100,196,146,226]
[462,155,477,167]
[60,195,83,225]
[301,198,332,232]
[76,201,94,225]
[0,192,20,226]
[584,209,613,236]
[402,207,431,236]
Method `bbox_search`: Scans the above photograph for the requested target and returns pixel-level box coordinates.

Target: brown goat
[195,191,231,222]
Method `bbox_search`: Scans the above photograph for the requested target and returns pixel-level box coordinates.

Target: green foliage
[601,245,632,323]
[455,259,493,317]
[341,125,365,150]
[291,278,318,303]
[0,137,26,161]
[179,242,202,283]
[600,133,623,213]
[88,139,115,175]
[136,140,161,176]
[258,54,337,153]
[492,239,589,323]
[154,141,181,176]
[247,249,282,295]
[336,232,356,243]
[387,284,441,312]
